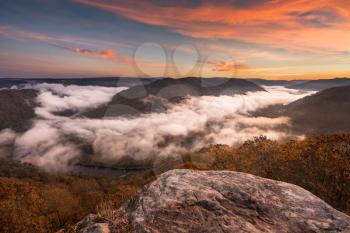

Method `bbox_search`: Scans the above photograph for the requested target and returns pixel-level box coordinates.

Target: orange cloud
[74,48,117,59]
[71,47,133,64]
[72,47,133,63]
[207,60,251,72]
[75,0,350,52]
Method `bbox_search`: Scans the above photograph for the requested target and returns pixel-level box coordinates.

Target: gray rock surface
[74,169,350,233]
[66,214,110,233]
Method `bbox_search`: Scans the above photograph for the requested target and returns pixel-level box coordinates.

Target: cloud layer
[19,83,127,119]
[0,84,314,172]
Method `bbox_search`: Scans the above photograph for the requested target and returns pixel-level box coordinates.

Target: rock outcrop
[69,215,111,233]
[72,169,350,233]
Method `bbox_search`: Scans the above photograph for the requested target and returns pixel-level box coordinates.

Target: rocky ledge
[69,169,350,233]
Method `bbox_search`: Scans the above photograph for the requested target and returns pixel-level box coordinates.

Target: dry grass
[96,203,131,233]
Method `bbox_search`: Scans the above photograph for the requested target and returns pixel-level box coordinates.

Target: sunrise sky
[1,0,350,79]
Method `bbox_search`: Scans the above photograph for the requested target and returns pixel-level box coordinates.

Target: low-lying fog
[0,84,314,172]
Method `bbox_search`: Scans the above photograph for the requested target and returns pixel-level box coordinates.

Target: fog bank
[0,84,314,171]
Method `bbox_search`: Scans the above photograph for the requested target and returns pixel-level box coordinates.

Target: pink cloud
[0,25,132,63]
[0,26,53,41]
[75,0,350,52]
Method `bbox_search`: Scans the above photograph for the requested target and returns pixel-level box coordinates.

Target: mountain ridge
[255,85,350,134]
[84,77,265,118]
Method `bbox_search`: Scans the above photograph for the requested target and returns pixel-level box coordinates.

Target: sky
[1,0,350,80]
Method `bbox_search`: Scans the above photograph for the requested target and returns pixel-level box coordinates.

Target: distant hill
[0,77,158,88]
[85,77,265,118]
[287,78,350,91]
[248,78,307,87]
[0,89,38,132]
[2,77,350,91]
[256,85,350,134]
[248,78,350,91]
[284,85,350,133]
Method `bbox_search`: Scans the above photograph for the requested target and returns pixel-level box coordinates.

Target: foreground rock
[72,170,350,233]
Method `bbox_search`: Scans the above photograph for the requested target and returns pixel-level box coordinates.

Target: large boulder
[74,170,350,233]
